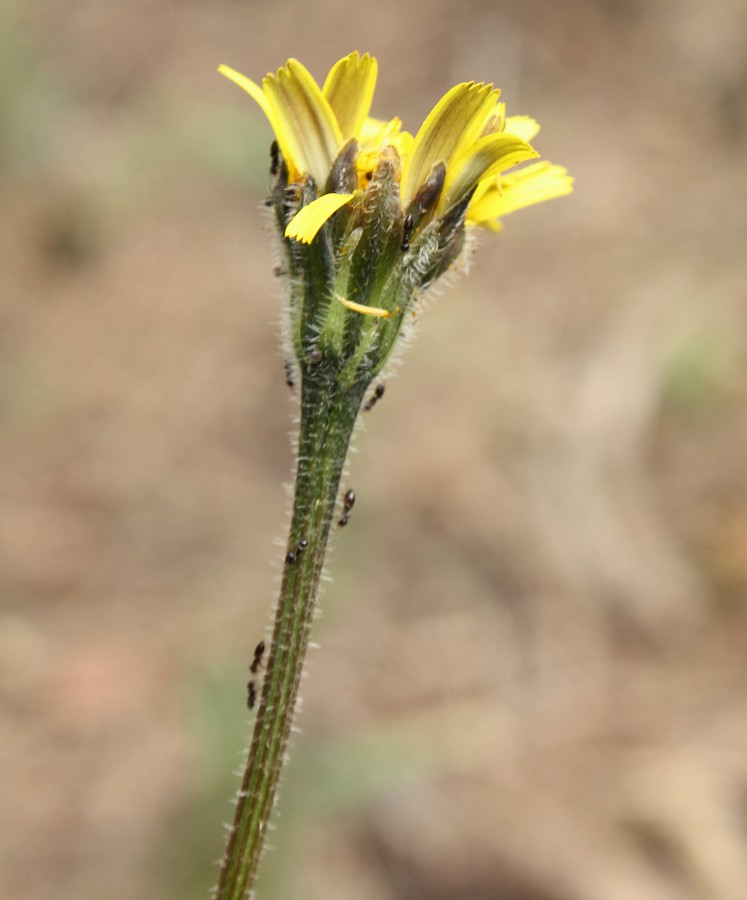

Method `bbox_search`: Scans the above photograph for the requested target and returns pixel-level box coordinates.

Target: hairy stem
[214,372,368,900]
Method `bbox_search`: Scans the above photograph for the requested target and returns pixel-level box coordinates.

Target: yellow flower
[218,52,572,245]
[468,161,574,229]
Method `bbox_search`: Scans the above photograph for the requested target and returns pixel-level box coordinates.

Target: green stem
[214,372,368,900]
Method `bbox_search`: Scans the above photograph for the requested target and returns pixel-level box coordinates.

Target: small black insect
[286,537,308,563]
[401,214,414,252]
[284,358,295,389]
[338,488,356,527]
[270,140,280,176]
[247,680,257,710]
[364,383,385,412]
[250,640,266,675]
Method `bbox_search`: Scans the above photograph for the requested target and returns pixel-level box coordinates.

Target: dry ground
[1,1,747,898]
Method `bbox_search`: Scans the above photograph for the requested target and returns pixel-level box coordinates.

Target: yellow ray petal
[359,116,405,150]
[218,65,271,118]
[390,128,414,160]
[504,115,540,142]
[357,118,412,170]
[401,82,497,207]
[468,162,573,222]
[285,192,355,243]
[450,88,502,173]
[263,59,343,187]
[336,294,398,319]
[360,115,394,142]
[323,52,378,141]
[442,133,538,210]
[480,101,506,137]
[470,173,495,208]
[220,64,299,176]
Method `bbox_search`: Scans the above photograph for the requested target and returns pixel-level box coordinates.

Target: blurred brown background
[2,1,747,898]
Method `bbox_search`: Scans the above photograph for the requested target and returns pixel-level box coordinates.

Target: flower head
[219,53,572,385]
[220,53,571,239]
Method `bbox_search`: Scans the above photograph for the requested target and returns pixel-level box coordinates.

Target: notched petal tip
[322,50,378,141]
[401,80,499,207]
[262,59,343,187]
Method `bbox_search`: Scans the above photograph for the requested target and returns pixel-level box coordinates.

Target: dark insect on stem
[247,639,265,708]
[284,359,294,389]
[250,640,265,674]
[270,140,280,176]
[401,214,414,252]
[338,488,356,527]
[363,383,385,412]
[285,537,308,564]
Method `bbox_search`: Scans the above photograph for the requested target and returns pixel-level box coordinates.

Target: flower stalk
[213,51,572,898]
[215,372,367,900]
